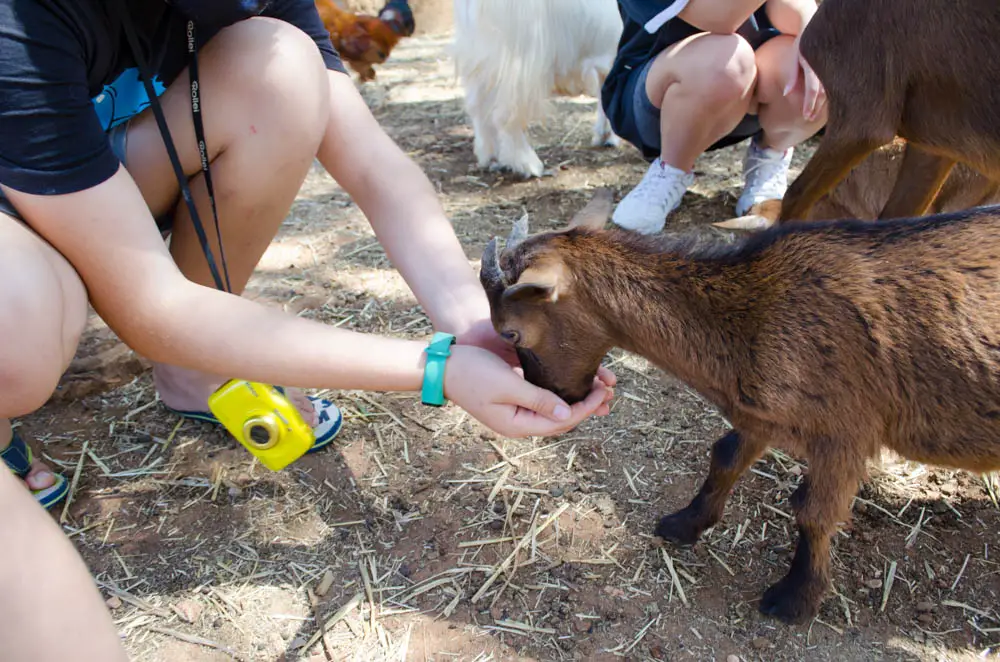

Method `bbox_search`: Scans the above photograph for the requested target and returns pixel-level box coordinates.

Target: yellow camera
[207,380,315,471]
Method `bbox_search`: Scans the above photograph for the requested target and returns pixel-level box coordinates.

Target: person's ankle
[652,158,690,178]
[152,362,223,412]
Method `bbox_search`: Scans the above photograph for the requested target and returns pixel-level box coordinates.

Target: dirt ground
[22,23,1000,662]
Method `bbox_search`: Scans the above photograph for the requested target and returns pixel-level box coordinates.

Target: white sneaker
[735,140,793,216]
[612,158,694,234]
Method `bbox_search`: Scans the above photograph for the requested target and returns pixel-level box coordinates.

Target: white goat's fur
[452,0,624,178]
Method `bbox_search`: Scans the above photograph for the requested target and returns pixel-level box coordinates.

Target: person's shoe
[164,387,342,454]
[612,158,694,234]
[1,431,69,510]
[735,139,793,217]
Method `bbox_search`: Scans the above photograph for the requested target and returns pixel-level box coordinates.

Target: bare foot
[0,431,58,491]
[22,459,57,491]
[152,362,319,426]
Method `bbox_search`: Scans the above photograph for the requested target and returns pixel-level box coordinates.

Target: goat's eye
[501,330,520,345]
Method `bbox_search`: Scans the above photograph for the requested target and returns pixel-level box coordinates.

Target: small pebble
[727,655,741,662]
[549,486,565,498]
[105,595,122,610]
[866,579,883,589]
[751,637,770,650]
[917,613,935,625]
[916,601,937,613]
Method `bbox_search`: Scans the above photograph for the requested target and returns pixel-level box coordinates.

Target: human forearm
[765,0,817,35]
[6,168,432,393]
[124,282,432,392]
[316,72,490,336]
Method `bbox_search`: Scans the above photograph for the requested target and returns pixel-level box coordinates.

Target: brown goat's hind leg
[779,136,882,222]
[759,452,862,624]
[655,430,766,545]
[877,146,955,219]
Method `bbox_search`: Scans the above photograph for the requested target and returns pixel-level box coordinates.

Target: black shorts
[0,119,173,234]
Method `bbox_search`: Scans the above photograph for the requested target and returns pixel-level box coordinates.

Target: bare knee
[0,275,85,416]
[204,17,331,143]
[0,225,87,417]
[649,33,757,107]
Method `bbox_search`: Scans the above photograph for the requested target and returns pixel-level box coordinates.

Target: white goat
[452,0,623,178]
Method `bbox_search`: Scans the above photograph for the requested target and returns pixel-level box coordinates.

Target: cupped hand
[783,32,826,122]
[444,345,614,438]
[455,317,519,366]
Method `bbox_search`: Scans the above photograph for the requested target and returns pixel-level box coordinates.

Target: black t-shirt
[0,0,346,197]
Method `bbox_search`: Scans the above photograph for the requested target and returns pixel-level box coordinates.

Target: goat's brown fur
[719,139,1000,229]
[481,200,1000,623]
[778,0,1000,222]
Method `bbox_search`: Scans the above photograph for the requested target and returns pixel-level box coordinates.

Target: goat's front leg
[655,430,766,545]
[496,125,544,179]
[759,446,862,624]
[779,133,883,222]
[878,145,955,219]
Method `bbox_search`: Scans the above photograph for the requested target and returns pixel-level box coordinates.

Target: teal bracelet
[421,332,456,407]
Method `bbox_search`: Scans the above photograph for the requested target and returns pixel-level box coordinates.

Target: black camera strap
[115,0,232,293]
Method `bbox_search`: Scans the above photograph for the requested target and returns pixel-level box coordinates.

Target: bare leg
[120,18,330,420]
[878,145,955,219]
[655,430,768,544]
[0,469,129,661]
[647,33,758,172]
[0,211,88,490]
[0,213,121,658]
[752,36,828,151]
[613,33,757,233]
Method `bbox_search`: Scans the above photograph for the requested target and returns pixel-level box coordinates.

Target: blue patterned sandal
[164,387,342,454]
[2,431,70,510]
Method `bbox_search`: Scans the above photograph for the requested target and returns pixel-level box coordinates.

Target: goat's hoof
[653,512,704,546]
[759,579,822,624]
[591,133,621,148]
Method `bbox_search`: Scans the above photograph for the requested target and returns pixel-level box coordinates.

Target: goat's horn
[480,237,506,291]
[712,214,775,230]
[507,213,529,250]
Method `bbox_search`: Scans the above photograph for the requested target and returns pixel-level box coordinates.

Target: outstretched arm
[317,71,493,343]
[4,168,611,438]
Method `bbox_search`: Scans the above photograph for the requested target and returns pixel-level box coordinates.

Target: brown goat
[480,193,1000,623]
[777,0,1000,223]
[717,139,1000,230]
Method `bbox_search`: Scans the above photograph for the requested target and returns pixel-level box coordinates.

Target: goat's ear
[502,282,556,304]
[502,261,567,305]
[568,187,614,231]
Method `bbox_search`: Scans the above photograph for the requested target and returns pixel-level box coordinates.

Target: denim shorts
[0,119,169,232]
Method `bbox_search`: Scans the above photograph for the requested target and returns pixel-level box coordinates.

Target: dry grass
[20,31,1000,662]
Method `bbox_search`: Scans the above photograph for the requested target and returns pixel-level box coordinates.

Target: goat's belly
[889,431,1000,474]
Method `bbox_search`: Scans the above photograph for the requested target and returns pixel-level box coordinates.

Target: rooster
[315,0,415,82]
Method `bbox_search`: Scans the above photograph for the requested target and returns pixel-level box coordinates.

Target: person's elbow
[89,274,195,365]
